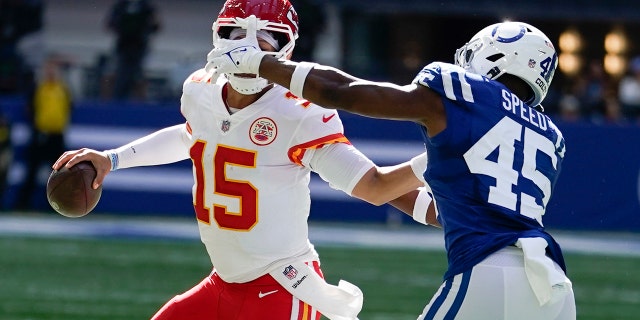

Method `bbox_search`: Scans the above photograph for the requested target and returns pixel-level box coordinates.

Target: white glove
[205,15,267,75]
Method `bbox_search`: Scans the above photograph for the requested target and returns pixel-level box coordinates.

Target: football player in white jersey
[53,1,432,319]
[208,18,577,319]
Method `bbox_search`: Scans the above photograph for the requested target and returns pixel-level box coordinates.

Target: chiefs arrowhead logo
[249,117,277,146]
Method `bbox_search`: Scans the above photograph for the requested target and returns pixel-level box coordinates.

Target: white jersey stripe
[460,74,475,103]
[441,71,457,100]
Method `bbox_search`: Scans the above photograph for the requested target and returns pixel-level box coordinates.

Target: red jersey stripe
[288,133,351,165]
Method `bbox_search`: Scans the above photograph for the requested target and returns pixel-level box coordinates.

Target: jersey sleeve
[305,143,375,194]
[412,62,491,108]
[287,106,351,165]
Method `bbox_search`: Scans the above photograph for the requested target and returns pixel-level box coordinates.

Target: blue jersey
[413,62,567,280]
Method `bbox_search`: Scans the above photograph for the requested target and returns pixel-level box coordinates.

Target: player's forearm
[351,164,424,206]
[106,124,190,170]
[260,56,422,120]
[388,189,420,217]
[389,188,441,228]
[349,151,427,206]
[260,56,375,112]
[259,57,297,91]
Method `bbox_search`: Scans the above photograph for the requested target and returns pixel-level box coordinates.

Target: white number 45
[463,117,559,225]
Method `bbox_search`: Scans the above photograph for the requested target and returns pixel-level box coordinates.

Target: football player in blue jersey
[207,20,576,319]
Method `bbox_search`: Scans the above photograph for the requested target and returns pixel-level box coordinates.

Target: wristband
[412,187,433,225]
[105,150,119,171]
[290,62,317,98]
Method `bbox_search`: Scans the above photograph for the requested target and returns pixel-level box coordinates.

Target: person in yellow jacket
[16,56,72,210]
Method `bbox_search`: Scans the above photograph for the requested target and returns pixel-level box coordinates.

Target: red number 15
[190,141,258,231]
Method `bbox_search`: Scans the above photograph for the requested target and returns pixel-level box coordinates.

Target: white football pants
[417,246,576,320]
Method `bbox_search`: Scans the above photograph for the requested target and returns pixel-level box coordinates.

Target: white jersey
[181,69,352,283]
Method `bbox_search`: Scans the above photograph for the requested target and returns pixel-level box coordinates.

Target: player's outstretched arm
[53,124,191,189]
[259,56,436,122]
[350,162,423,206]
[205,15,446,134]
[258,57,447,136]
[103,124,191,171]
[350,152,441,227]
[310,143,424,206]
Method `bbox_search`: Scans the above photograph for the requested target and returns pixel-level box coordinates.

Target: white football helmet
[455,21,557,107]
[212,0,299,95]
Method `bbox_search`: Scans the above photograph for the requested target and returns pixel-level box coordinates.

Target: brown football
[46,161,102,218]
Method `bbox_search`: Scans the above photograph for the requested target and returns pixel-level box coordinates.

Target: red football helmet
[213,0,299,59]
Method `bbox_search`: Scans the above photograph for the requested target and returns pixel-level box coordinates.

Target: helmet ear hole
[486,53,504,62]
[464,49,474,63]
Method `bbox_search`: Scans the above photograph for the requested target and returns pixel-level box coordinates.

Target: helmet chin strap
[226,74,269,95]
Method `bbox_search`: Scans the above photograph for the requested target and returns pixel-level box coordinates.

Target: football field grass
[1,235,639,319]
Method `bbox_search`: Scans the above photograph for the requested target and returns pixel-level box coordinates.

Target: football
[46,161,102,218]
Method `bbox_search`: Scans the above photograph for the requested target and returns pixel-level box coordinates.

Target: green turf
[0,236,639,319]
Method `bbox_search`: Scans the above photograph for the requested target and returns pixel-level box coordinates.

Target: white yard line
[1,214,640,257]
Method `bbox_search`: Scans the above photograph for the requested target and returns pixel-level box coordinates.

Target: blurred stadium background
[1,0,640,319]
[1,0,640,230]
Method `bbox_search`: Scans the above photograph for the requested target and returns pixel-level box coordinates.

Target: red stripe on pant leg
[314,306,322,320]
[304,302,313,320]
[297,300,308,320]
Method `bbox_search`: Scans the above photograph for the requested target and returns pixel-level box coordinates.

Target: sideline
[1,213,640,257]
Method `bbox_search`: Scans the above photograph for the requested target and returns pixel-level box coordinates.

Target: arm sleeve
[304,143,375,195]
[105,124,191,169]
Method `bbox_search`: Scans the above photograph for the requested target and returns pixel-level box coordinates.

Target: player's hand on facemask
[205,15,266,75]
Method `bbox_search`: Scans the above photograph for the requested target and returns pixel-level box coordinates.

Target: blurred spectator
[601,96,627,125]
[618,56,640,123]
[0,0,44,95]
[15,56,73,211]
[105,0,161,101]
[578,60,610,120]
[291,0,326,61]
[0,112,11,210]
[558,94,581,122]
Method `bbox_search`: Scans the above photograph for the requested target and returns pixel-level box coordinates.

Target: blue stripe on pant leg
[443,270,472,320]
[423,270,473,320]
[424,277,453,319]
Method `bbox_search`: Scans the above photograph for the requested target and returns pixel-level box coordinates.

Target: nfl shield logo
[528,59,536,68]
[283,265,298,280]
[221,120,231,132]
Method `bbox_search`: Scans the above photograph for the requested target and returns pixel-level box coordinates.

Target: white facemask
[226,74,269,94]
